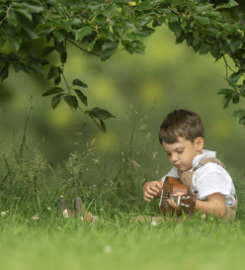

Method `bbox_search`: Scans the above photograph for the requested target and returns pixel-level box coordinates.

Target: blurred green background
[1,1,245,182]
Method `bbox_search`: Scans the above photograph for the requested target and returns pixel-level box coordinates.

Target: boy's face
[162,136,204,171]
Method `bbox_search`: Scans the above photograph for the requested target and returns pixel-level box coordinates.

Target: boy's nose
[171,153,178,162]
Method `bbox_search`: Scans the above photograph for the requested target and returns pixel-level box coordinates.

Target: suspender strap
[193,157,225,171]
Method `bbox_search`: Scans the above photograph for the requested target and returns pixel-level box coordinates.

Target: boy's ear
[195,137,204,151]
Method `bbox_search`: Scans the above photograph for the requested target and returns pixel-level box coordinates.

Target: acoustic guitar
[159,176,196,216]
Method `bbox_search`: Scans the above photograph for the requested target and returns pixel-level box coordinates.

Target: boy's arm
[168,192,226,218]
[194,193,226,218]
[143,180,163,202]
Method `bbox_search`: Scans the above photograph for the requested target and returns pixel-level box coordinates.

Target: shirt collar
[191,149,216,171]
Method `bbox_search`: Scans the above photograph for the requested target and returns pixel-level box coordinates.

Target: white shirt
[161,150,236,207]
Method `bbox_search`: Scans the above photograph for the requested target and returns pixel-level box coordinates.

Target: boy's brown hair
[159,109,204,144]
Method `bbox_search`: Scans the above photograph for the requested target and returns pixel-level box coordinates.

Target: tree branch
[0,1,14,24]
[223,54,236,79]
[66,38,100,57]
[223,55,229,79]
[168,7,180,16]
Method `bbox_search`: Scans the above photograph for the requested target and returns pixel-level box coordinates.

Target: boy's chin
[176,166,191,172]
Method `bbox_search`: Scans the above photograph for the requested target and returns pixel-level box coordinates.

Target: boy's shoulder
[197,157,225,170]
[193,160,231,182]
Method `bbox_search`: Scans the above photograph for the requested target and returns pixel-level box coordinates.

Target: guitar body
[159,177,195,216]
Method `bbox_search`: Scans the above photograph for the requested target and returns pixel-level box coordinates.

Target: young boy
[143,109,237,221]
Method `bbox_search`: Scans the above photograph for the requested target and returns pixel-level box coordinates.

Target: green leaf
[42,87,64,96]
[64,95,78,112]
[99,27,115,41]
[28,60,44,75]
[47,66,55,80]
[102,41,119,51]
[60,52,67,63]
[239,116,245,125]
[228,0,239,7]
[222,94,232,109]
[73,79,88,88]
[132,40,146,55]
[53,30,66,43]
[8,52,22,61]
[199,43,211,55]
[67,17,83,26]
[230,36,242,53]
[127,32,137,40]
[0,64,10,82]
[51,93,64,110]
[55,21,72,33]
[22,27,39,39]
[75,27,93,42]
[240,88,245,98]
[22,1,46,13]
[92,117,107,133]
[15,8,32,21]
[232,92,239,104]
[13,61,23,73]
[53,67,61,80]
[135,26,155,38]
[104,3,117,17]
[15,62,30,73]
[239,59,245,71]
[216,3,231,9]
[54,40,64,53]
[54,76,61,85]
[134,2,154,11]
[153,0,167,5]
[230,71,244,83]
[193,14,210,25]
[168,22,183,38]
[193,37,202,47]
[113,25,126,38]
[42,46,55,57]
[56,3,67,18]
[6,9,18,26]
[226,77,237,90]
[217,89,233,95]
[8,35,22,51]
[122,41,134,55]
[44,0,59,5]
[75,89,88,106]
[85,107,115,120]
[166,13,179,22]
[0,37,6,49]
[210,45,221,58]
[231,109,245,119]
[101,48,117,61]
[87,40,96,52]
[34,24,54,35]
[203,26,220,38]
[196,3,213,13]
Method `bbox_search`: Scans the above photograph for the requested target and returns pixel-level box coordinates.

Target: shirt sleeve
[193,163,235,200]
[161,167,179,183]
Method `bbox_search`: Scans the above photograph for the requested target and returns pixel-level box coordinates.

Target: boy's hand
[167,192,185,209]
[143,181,163,202]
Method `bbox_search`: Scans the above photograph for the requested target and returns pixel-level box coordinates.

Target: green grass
[1,128,245,270]
[0,214,245,270]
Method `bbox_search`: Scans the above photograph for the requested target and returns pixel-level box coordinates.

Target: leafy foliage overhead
[1,0,245,130]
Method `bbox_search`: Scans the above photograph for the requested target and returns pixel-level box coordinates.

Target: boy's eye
[166,153,171,156]
[177,150,183,154]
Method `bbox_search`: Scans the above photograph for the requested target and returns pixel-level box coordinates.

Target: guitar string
[160,193,191,204]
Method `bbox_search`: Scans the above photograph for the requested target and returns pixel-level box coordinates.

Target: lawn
[0,141,244,270]
[0,210,245,270]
